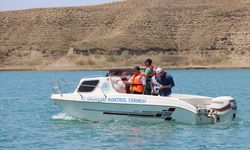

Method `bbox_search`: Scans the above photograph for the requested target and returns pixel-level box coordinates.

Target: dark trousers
[125,84,131,93]
[145,80,152,95]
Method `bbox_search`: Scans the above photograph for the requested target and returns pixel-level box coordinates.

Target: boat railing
[52,82,62,96]
[51,78,78,96]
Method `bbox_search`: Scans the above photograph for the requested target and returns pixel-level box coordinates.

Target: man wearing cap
[125,66,146,94]
[152,68,175,96]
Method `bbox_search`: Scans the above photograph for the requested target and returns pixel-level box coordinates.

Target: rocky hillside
[0,0,250,70]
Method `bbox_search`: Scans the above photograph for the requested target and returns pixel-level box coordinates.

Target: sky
[0,0,119,11]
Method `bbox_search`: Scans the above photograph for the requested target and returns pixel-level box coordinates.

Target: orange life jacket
[140,72,146,76]
[130,72,145,93]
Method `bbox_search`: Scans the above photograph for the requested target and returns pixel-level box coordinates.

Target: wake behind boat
[51,69,237,124]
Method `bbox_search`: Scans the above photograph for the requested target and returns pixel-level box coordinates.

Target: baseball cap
[156,68,163,74]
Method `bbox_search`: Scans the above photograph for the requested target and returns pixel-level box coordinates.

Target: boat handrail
[80,75,106,79]
[60,78,78,87]
[51,78,79,97]
[52,82,63,97]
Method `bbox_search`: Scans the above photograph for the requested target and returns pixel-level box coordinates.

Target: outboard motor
[209,96,237,123]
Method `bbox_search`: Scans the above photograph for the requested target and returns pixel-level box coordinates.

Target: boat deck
[169,94,212,107]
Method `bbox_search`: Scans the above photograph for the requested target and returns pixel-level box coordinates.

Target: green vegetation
[213,11,232,18]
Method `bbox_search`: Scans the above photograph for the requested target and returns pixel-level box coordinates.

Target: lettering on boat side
[85,97,146,103]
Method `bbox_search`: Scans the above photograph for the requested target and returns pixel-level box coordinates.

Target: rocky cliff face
[0,0,250,70]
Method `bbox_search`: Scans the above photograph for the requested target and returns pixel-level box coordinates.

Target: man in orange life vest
[126,66,146,94]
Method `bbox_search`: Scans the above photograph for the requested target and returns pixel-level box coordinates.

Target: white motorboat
[51,69,237,124]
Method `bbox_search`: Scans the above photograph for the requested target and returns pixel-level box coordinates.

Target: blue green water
[0,70,250,150]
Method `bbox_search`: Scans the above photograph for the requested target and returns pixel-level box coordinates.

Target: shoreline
[1,66,250,71]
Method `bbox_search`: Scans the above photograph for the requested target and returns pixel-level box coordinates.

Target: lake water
[0,70,250,150]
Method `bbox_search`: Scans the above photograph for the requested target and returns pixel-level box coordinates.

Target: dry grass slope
[0,0,250,70]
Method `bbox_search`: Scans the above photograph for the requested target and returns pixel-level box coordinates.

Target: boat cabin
[75,69,136,95]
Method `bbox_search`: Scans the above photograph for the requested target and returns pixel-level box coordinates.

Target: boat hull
[51,76,237,124]
[52,99,214,124]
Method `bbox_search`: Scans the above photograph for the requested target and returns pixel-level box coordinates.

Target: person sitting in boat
[151,68,175,96]
[121,71,132,93]
[125,66,146,94]
[113,79,126,93]
[144,58,156,95]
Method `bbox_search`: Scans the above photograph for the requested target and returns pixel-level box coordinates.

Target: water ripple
[51,112,76,121]
[1,70,250,150]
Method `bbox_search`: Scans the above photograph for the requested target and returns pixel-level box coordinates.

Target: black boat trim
[82,108,176,120]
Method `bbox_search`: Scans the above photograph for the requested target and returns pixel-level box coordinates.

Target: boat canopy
[106,68,133,77]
